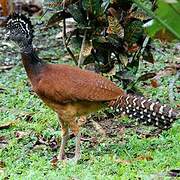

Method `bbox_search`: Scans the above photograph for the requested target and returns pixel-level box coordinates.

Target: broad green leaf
[147,0,180,39]
[101,0,110,12]
[82,0,102,16]
[68,4,87,26]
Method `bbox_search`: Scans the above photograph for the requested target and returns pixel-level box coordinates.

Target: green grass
[0,23,180,179]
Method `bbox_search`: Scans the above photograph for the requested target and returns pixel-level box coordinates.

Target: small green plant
[46,0,156,90]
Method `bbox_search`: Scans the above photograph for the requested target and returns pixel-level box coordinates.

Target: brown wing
[36,64,124,103]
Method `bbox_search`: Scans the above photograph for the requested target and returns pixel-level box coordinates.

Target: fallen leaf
[167,63,180,71]
[0,136,6,142]
[151,79,159,88]
[168,169,180,177]
[118,126,126,137]
[0,87,6,93]
[36,136,49,146]
[136,128,163,138]
[138,72,156,81]
[81,136,98,143]
[114,158,131,164]
[151,65,177,87]
[0,168,5,176]
[0,161,5,168]
[49,137,58,150]
[0,136,8,149]
[91,119,106,137]
[15,131,30,139]
[33,144,47,150]
[50,156,58,168]
[79,37,93,66]
[119,54,128,67]
[0,120,17,130]
[135,155,153,161]
[0,64,14,71]
[176,86,180,93]
[23,114,33,122]
[81,40,93,60]
[154,66,177,79]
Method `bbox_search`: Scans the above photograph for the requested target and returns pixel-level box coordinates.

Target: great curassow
[5,14,179,162]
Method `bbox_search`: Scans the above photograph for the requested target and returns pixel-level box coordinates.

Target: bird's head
[5,13,34,53]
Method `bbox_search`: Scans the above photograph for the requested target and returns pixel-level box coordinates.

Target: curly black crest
[6,13,34,44]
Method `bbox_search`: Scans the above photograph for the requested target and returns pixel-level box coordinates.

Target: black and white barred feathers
[109,94,179,129]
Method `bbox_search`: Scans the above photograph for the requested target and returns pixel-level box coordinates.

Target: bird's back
[35,64,124,104]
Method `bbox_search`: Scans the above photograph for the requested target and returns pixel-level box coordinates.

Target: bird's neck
[21,46,45,82]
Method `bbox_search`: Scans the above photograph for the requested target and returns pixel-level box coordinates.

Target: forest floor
[0,14,180,180]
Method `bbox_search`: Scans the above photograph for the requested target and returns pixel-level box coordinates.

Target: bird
[5,13,179,162]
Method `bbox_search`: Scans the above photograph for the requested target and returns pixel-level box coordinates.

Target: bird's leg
[69,116,86,162]
[58,128,69,160]
[73,116,86,162]
[74,131,81,162]
[57,118,69,161]
[58,115,86,162]
[68,119,82,163]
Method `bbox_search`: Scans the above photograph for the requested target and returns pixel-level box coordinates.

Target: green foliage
[101,0,110,12]
[147,0,180,39]
[133,0,180,40]
[124,20,144,46]
[82,0,102,16]
[47,0,157,90]
[68,4,87,25]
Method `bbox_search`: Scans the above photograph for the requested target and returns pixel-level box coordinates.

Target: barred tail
[109,94,179,129]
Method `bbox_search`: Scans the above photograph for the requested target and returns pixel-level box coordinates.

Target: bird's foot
[55,154,81,165]
[67,155,81,164]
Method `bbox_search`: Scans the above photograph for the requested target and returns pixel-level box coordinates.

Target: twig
[140,36,150,55]
[169,71,180,104]
[78,28,88,67]
[62,4,78,65]
[42,57,60,61]
[133,36,150,62]
[62,1,66,40]
[65,29,78,46]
